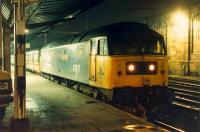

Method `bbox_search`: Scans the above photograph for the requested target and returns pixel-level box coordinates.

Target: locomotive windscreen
[108,31,166,55]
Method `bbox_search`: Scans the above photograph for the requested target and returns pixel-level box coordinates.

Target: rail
[168,76,200,112]
[153,120,185,132]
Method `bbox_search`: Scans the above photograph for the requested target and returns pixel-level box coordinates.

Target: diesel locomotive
[27,22,170,113]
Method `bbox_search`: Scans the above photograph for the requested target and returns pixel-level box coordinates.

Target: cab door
[89,38,98,81]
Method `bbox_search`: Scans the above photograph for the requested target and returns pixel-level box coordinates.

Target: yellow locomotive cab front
[93,55,168,90]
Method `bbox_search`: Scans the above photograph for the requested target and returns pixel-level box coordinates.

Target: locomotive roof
[42,22,160,49]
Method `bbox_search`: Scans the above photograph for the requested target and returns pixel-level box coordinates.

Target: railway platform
[0,73,166,132]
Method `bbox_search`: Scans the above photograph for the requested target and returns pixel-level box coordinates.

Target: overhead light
[171,10,188,38]
[25,29,29,34]
[173,11,188,26]
[64,10,81,19]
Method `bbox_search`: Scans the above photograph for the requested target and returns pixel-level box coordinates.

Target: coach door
[89,38,98,81]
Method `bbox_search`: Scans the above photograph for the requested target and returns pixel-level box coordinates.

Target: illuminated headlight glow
[126,61,157,75]
[149,64,155,71]
[128,64,135,72]
[0,82,9,90]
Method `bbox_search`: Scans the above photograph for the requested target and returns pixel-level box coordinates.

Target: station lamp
[25,29,29,34]
[173,11,188,25]
[171,10,188,37]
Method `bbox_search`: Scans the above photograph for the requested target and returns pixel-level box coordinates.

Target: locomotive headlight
[128,64,135,72]
[149,64,155,71]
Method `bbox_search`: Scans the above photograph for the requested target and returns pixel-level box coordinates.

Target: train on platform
[26,22,171,115]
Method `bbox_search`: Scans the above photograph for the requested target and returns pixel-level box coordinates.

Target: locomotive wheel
[66,80,75,88]
[114,89,147,118]
[135,104,146,118]
[92,90,98,99]
[100,94,107,102]
[94,90,107,102]
[114,89,137,105]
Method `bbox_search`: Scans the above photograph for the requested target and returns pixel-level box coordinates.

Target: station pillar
[0,0,2,70]
[10,0,29,131]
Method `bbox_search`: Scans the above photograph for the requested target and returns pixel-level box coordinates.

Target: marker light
[128,64,135,72]
[149,64,155,71]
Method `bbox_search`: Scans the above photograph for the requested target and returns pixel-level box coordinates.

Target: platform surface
[1,73,167,132]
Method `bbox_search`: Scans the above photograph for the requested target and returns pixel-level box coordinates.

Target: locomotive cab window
[108,32,166,55]
[90,39,98,55]
[147,40,161,54]
[98,38,108,56]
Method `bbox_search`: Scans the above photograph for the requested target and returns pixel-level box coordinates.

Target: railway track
[112,76,200,132]
[168,76,200,112]
[148,76,200,132]
[152,120,185,132]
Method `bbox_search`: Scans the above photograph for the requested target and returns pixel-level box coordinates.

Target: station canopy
[26,0,104,35]
[1,0,198,42]
[1,0,13,26]
[1,0,104,36]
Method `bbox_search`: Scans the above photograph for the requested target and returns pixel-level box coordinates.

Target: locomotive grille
[126,61,157,75]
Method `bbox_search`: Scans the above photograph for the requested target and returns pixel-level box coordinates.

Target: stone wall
[146,6,200,76]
